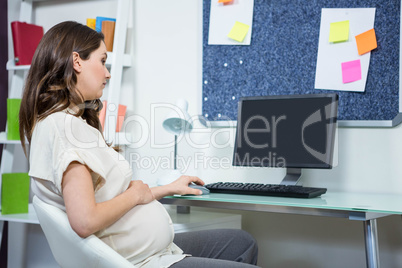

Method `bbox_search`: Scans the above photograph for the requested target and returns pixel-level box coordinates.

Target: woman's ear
[72,52,82,73]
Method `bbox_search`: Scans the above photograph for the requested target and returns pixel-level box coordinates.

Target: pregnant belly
[97,200,175,260]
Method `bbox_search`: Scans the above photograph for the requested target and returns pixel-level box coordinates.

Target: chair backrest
[33,195,135,268]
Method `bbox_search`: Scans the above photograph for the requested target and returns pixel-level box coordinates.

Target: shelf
[6,52,131,71]
[106,52,132,67]
[0,203,241,231]
[0,204,39,224]
[6,60,30,71]
[104,132,132,146]
[0,132,22,145]
[1,131,131,146]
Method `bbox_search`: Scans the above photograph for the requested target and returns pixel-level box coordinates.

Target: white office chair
[32,195,135,268]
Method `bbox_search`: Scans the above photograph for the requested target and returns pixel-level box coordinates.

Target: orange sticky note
[355,28,377,55]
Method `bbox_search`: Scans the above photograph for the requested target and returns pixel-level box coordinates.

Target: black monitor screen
[233,94,338,169]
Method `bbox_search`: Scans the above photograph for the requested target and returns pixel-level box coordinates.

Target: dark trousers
[171,229,260,268]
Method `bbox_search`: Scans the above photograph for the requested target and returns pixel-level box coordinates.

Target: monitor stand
[280,168,302,186]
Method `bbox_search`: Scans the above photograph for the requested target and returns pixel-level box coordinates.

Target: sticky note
[227,21,250,43]
[355,28,377,55]
[1,173,30,214]
[329,20,349,43]
[341,59,361,83]
[218,0,233,3]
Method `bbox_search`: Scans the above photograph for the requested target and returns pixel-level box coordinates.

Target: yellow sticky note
[329,20,349,43]
[218,0,233,3]
[227,21,250,43]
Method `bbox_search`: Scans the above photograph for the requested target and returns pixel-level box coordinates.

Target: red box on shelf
[11,21,44,66]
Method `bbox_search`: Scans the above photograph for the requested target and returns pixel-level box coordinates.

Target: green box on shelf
[7,98,22,140]
[1,173,30,214]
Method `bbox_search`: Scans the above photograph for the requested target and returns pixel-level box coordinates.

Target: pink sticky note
[341,60,361,83]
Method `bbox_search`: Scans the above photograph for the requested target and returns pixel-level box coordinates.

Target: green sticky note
[7,98,22,140]
[227,21,250,43]
[1,173,30,214]
[329,20,349,43]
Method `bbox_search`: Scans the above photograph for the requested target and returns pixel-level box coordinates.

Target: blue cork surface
[202,0,400,121]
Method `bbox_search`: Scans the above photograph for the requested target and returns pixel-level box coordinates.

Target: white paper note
[315,8,376,92]
[208,0,254,45]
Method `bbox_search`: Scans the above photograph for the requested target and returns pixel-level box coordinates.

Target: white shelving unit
[1,0,134,201]
[1,0,132,266]
[1,0,133,197]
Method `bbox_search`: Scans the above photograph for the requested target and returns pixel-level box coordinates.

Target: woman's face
[74,41,111,101]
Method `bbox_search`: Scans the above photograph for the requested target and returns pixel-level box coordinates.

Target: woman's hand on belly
[126,180,155,205]
[62,163,155,238]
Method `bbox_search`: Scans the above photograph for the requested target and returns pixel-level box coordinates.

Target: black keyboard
[204,182,327,198]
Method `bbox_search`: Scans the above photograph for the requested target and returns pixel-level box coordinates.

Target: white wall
[129,2,402,267]
[7,0,402,267]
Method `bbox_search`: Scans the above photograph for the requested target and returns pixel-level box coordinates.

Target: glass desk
[161,191,402,268]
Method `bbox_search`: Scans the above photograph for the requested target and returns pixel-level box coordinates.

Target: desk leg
[364,219,380,268]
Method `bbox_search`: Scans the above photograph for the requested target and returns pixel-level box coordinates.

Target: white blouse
[29,110,186,267]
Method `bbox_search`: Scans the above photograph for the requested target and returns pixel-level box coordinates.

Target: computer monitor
[233,93,338,185]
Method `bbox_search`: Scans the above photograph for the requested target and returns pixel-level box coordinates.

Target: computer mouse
[188,183,210,195]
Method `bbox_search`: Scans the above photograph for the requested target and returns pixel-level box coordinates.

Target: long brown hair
[19,21,105,154]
